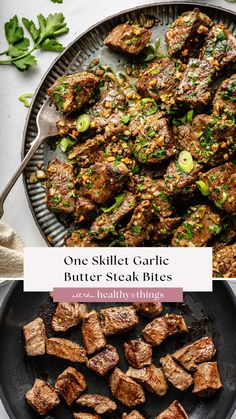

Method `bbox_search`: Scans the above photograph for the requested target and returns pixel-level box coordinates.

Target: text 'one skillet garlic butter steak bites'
[44,6,236,276]
[22,299,224,417]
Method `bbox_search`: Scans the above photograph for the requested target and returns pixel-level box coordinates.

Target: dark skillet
[0,281,236,418]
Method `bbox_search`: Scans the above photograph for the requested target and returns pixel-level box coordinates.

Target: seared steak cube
[55,367,87,405]
[200,24,236,71]
[48,72,99,113]
[82,310,106,354]
[192,362,223,397]
[133,302,163,319]
[151,216,183,243]
[51,302,88,332]
[145,179,174,219]
[86,345,119,376]
[104,23,151,56]
[160,354,193,391]
[172,205,221,247]
[65,229,98,247]
[74,197,97,224]
[164,155,203,194]
[143,314,187,346]
[213,243,236,278]
[79,162,129,204]
[73,414,100,419]
[155,400,188,419]
[136,58,185,105]
[124,339,152,368]
[174,59,215,108]
[166,8,213,59]
[89,192,136,239]
[46,338,87,362]
[122,411,145,419]
[199,163,236,213]
[122,200,154,246]
[100,306,139,335]
[134,118,176,164]
[173,336,216,371]
[68,135,105,167]
[76,394,117,414]
[213,74,236,117]
[23,317,46,356]
[109,368,145,407]
[46,159,76,214]
[25,379,60,415]
[127,364,168,396]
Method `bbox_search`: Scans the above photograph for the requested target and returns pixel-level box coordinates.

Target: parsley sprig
[0,13,69,70]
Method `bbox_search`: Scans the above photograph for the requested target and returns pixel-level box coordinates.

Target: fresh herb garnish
[18,92,34,107]
[0,13,69,70]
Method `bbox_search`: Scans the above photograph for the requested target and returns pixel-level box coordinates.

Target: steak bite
[76,394,117,414]
[73,414,100,419]
[25,379,60,416]
[127,364,168,397]
[109,368,145,407]
[51,303,88,332]
[174,59,215,108]
[199,163,236,213]
[136,58,185,105]
[74,197,98,225]
[151,217,183,243]
[192,362,223,397]
[82,310,106,354]
[55,367,87,405]
[23,318,46,356]
[155,400,188,419]
[165,8,213,59]
[164,154,203,194]
[122,200,154,246]
[213,243,236,278]
[48,72,99,113]
[142,314,187,346]
[46,159,76,214]
[160,354,193,391]
[122,411,145,419]
[65,229,98,247]
[46,338,87,362]
[144,179,174,219]
[200,24,236,71]
[104,23,151,56]
[133,117,176,164]
[124,339,152,368]
[133,302,163,319]
[89,192,137,240]
[68,135,105,167]
[173,336,216,371]
[213,74,236,117]
[172,205,221,247]
[79,162,129,204]
[86,345,119,376]
[100,306,139,335]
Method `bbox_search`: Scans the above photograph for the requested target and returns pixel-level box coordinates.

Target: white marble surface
[0,0,236,417]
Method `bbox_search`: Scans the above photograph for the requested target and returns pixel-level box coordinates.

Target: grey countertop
[0,0,236,417]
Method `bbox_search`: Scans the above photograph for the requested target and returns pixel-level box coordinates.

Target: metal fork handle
[0,132,45,219]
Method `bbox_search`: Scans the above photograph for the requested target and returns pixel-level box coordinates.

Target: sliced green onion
[196,130,203,139]
[18,92,34,107]
[209,224,221,234]
[196,180,209,196]
[76,113,91,132]
[101,193,125,213]
[187,110,194,123]
[178,151,194,173]
[59,137,76,153]
[217,191,228,207]
[140,98,158,115]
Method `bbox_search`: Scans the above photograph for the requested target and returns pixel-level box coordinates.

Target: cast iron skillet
[0,281,236,418]
[21,1,236,247]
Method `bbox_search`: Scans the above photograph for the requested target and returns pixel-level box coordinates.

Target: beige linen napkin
[0,222,24,278]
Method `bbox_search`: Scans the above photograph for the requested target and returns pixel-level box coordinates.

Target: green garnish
[196,180,209,196]
[0,14,69,70]
[131,224,142,234]
[59,137,76,152]
[101,193,125,213]
[178,151,194,173]
[140,98,158,115]
[209,224,221,234]
[51,0,63,2]
[18,92,33,107]
[120,115,130,124]
[76,114,91,132]
[216,191,228,207]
